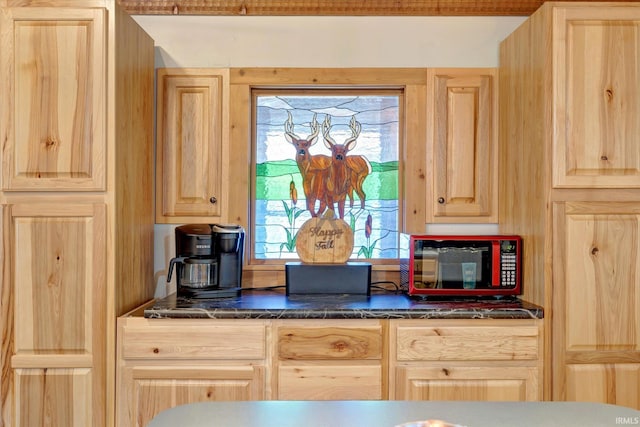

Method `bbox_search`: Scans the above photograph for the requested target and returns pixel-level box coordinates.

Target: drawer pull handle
[153,348,160,354]
[210,196,217,204]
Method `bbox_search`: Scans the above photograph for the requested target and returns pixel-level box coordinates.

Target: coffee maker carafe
[167,223,244,298]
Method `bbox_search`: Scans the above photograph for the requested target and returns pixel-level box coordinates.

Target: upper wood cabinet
[156,68,230,224]
[552,6,640,188]
[426,68,498,223]
[0,7,107,191]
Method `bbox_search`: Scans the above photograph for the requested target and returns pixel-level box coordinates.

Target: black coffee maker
[167,223,244,298]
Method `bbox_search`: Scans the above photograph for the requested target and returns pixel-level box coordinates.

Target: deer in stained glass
[321,115,371,219]
[284,112,333,217]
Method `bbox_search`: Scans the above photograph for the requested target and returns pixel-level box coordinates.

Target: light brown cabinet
[117,318,267,427]
[499,1,640,407]
[389,319,543,401]
[553,201,640,408]
[426,68,498,223]
[550,7,640,189]
[156,68,230,224]
[274,320,385,400]
[0,7,106,192]
[117,316,543,426]
[0,2,155,426]
[4,202,107,427]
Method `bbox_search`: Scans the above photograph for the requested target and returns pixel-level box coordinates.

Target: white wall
[133,15,526,68]
[132,15,527,296]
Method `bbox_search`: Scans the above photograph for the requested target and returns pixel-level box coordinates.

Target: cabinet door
[156,68,229,223]
[2,202,106,427]
[120,365,265,427]
[0,7,106,191]
[394,365,539,401]
[553,201,640,408]
[553,7,640,188]
[426,68,498,223]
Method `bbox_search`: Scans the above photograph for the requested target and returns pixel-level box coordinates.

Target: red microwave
[401,235,522,297]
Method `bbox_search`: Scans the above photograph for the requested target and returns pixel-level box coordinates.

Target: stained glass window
[253,89,402,261]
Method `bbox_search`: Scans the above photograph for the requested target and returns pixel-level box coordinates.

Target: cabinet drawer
[278,363,382,400]
[278,326,382,360]
[395,325,539,361]
[122,321,267,360]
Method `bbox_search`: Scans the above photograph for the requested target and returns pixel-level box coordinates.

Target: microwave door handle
[492,241,501,287]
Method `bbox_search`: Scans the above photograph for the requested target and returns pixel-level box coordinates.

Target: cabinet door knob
[438,197,445,204]
[209,196,217,204]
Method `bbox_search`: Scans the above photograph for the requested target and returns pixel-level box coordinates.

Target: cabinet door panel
[156,69,228,223]
[553,7,640,188]
[566,364,640,409]
[553,202,640,408]
[15,368,92,427]
[427,68,498,223]
[124,366,264,427]
[0,8,106,191]
[10,204,105,354]
[4,203,106,427]
[395,366,538,401]
[555,202,640,351]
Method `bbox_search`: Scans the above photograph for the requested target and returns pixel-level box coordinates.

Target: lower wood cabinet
[117,315,543,426]
[389,319,543,401]
[117,318,268,427]
[274,320,384,400]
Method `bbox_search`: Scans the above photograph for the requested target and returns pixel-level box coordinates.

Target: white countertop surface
[147,400,640,427]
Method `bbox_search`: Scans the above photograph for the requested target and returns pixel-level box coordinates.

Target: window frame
[227,68,428,286]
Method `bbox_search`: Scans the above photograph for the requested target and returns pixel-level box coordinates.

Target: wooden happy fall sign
[295,213,354,264]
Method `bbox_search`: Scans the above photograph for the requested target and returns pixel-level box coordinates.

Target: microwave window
[412,241,490,290]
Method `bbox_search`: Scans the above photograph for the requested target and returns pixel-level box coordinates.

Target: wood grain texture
[0,7,106,190]
[117,317,268,426]
[117,0,639,16]
[295,217,354,264]
[156,68,230,224]
[427,68,498,223]
[565,364,640,408]
[500,1,640,408]
[278,326,382,360]
[1,3,155,427]
[552,5,640,189]
[388,319,543,400]
[553,201,640,406]
[277,363,382,400]
[6,202,106,426]
[394,365,538,401]
[395,324,540,361]
[122,320,267,359]
[124,365,265,427]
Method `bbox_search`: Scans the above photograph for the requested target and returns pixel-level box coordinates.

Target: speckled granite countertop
[143,289,543,320]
